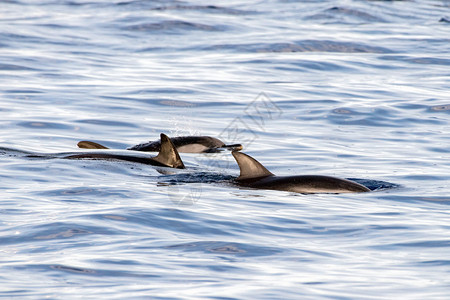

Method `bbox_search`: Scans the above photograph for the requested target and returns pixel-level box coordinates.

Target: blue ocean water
[1,0,450,298]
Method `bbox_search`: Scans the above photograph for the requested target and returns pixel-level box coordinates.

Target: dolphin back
[128,136,226,153]
[245,175,370,194]
[232,151,370,194]
[67,133,185,169]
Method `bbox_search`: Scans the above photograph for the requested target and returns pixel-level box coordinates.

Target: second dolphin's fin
[77,141,109,149]
[153,133,185,169]
[232,151,274,181]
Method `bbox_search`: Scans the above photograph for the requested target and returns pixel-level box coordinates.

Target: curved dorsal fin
[77,141,109,149]
[153,133,185,169]
[232,151,274,180]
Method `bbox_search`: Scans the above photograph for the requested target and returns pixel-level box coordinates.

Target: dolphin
[78,136,243,153]
[232,151,370,194]
[33,133,185,169]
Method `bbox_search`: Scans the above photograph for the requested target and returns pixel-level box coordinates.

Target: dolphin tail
[153,133,185,169]
[232,151,274,181]
[77,141,109,149]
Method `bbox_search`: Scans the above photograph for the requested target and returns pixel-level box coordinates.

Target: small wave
[0,63,37,71]
[380,196,450,205]
[150,4,253,15]
[4,89,43,94]
[124,20,221,32]
[16,121,73,130]
[376,239,450,250]
[0,223,102,246]
[163,241,283,257]
[75,119,138,128]
[206,40,392,53]
[429,104,450,112]
[326,6,386,22]
[328,107,445,127]
[50,264,96,274]
[380,55,450,65]
[157,100,197,107]
[419,260,450,266]
[306,6,386,23]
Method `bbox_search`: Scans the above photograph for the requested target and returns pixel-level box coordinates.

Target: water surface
[1,0,450,299]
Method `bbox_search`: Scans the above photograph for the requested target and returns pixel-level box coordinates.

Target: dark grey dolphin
[128,136,243,153]
[232,151,370,194]
[78,136,243,153]
[38,133,185,169]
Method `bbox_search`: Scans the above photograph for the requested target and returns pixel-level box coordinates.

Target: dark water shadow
[348,178,400,191]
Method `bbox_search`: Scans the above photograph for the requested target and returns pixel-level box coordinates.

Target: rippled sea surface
[1,0,450,299]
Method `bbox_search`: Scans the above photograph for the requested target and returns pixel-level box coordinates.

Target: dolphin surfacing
[66,133,185,169]
[232,151,370,194]
[128,136,243,153]
[78,136,243,153]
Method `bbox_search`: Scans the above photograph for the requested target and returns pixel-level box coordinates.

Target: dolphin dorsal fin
[153,133,185,169]
[77,141,109,149]
[232,151,274,180]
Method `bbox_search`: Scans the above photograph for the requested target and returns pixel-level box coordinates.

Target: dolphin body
[78,136,242,153]
[232,151,370,194]
[34,133,185,169]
